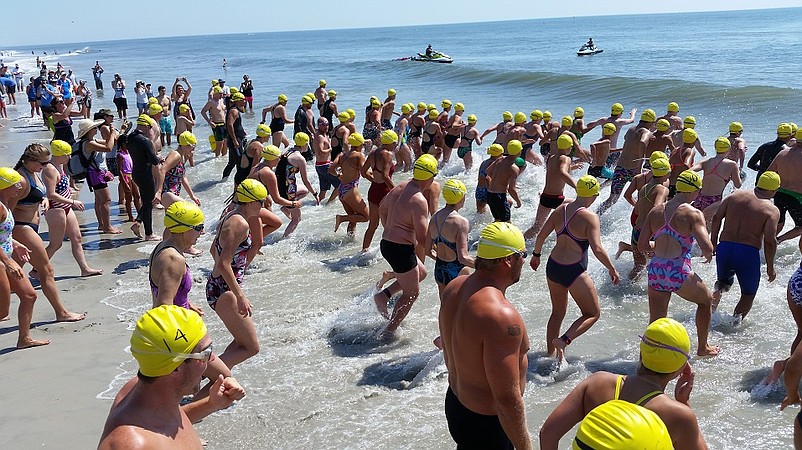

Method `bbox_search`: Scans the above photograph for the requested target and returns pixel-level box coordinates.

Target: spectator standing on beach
[128,115,162,241]
[171,77,193,121]
[156,85,173,147]
[439,221,532,450]
[99,305,246,449]
[240,75,254,112]
[112,73,127,119]
[201,86,226,158]
[76,118,123,234]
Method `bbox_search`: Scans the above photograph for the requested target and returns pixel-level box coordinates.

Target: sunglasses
[36,159,51,166]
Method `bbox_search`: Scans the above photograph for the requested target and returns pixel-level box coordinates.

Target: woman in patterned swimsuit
[206,179,267,370]
[41,140,101,276]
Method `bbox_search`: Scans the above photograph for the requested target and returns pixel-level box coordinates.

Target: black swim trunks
[445,387,513,450]
[444,134,459,148]
[380,239,418,273]
[486,192,511,222]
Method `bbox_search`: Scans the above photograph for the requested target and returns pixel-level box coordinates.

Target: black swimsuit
[545,207,589,288]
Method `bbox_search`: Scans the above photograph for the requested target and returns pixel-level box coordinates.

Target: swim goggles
[639,334,690,361]
[477,237,528,258]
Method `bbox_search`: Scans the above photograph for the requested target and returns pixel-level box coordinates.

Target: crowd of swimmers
[2,59,802,447]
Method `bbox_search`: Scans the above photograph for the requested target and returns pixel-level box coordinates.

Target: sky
[4,0,800,47]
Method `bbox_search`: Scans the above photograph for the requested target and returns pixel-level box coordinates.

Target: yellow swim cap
[543,111,552,121]
[514,112,526,124]
[602,123,616,136]
[640,317,691,374]
[757,171,781,191]
[0,167,22,190]
[211,79,219,86]
[256,124,272,138]
[427,103,437,111]
[487,143,504,156]
[573,400,672,450]
[507,139,523,156]
[682,128,699,144]
[51,140,72,157]
[611,103,624,115]
[413,154,438,181]
[348,132,365,147]
[667,101,680,113]
[294,132,310,146]
[137,114,153,126]
[714,137,731,153]
[388,88,396,96]
[640,109,656,123]
[212,86,223,95]
[561,116,574,127]
[675,170,702,193]
[778,123,793,137]
[442,179,467,205]
[729,121,743,133]
[178,131,197,147]
[502,111,513,121]
[164,201,204,233]
[278,93,288,102]
[441,99,452,108]
[148,97,158,105]
[347,108,356,119]
[381,129,398,145]
[236,179,267,203]
[797,128,802,141]
[649,151,669,166]
[327,89,336,97]
[417,102,427,111]
[576,175,600,197]
[319,79,326,87]
[531,110,543,120]
[574,107,584,118]
[371,99,382,108]
[231,92,245,102]
[454,102,465,112]
[148,103,163,115]
[129,305,208,377]
[229,87,240,95]
[208,134,216,146]
[655,119,670,132]
[261,144,281,161]
[333,111,348,123]
[178,104,190,113]
[401,104,413,114]
[477,222,525,260]
[650,158,671,177]
[428,109,439,119]
[683,116,696,129]
[302,96,314,105]
[467,114,477,123]
[790,122,798,134]
[557,134,573,150]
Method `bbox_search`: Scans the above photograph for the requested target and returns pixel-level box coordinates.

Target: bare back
[717,190,779,248]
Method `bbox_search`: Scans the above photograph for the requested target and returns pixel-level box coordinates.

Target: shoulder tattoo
[507,325,521,336]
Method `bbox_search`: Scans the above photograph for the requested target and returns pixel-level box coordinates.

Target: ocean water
[2,7,801,449]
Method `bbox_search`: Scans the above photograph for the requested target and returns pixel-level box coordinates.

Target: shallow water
[2,7,801,448]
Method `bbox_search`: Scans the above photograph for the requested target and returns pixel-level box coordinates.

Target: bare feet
[186,246,203,256]
[762,359,788,385]
[144,235,162,242]
[615,241,629,260]
[375,271,394,289]
[100,227,123,234]
[373,290,390,319]
[523,227,537,240]
[0,315,9,321]
[56,311,87,322]
[551,337,567,363]
[433,336,443,350]
[131,222,142,238]
[80,268,103,277]
[697,344,720,357]
[29,268,40,281]
[17,337,50,349]
[334,215,343,233]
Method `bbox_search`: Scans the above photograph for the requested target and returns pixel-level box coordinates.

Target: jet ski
[411,51,453,63]
[577,43,603,56]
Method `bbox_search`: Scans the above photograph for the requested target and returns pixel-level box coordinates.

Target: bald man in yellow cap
[711,171,780,321]
[99,305,245,450]
[768,130,802,242]
[540,318,707,450]
[439,222,532,450]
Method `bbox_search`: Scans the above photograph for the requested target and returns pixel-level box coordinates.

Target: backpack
[66,140,96,180]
